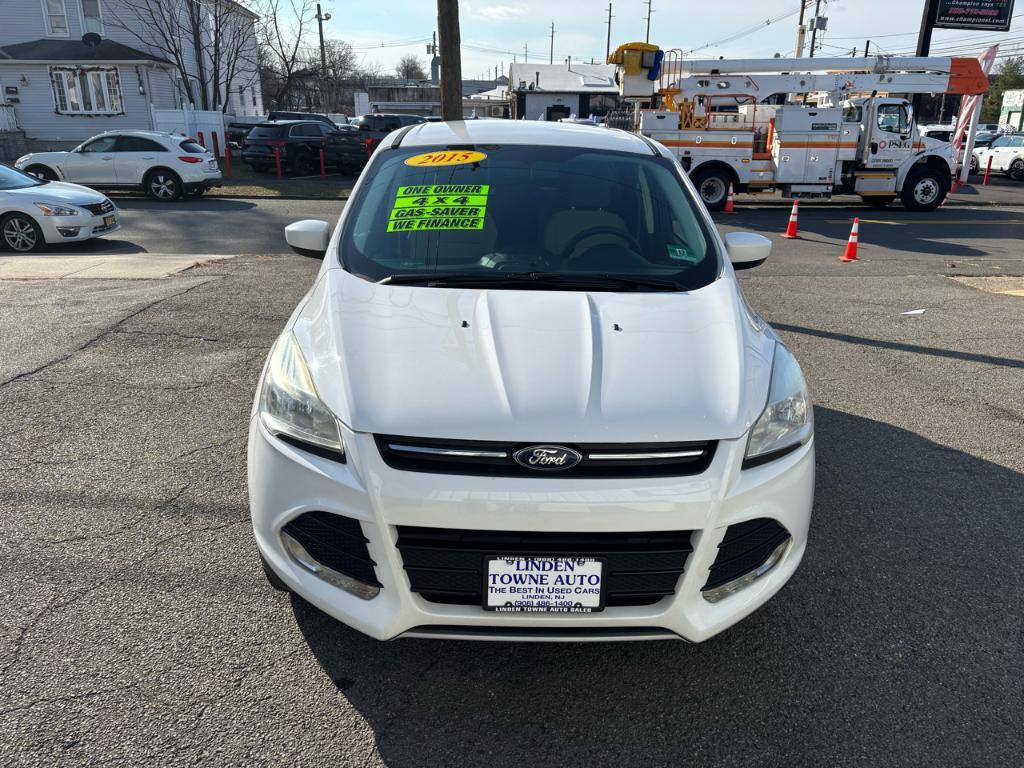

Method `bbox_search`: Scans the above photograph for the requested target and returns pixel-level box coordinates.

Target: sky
[323,0,1024,81]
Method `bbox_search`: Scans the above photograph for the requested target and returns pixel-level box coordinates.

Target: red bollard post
[273,146,282,179]
[319,143,326,177]
[222,132,231,178]
[983,154,993,186]
[198,131,206,148]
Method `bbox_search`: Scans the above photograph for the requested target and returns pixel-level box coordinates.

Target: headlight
[743,343,813,468]
[34,202,81,217]
[259,332,345,460]
[15,155,30,167]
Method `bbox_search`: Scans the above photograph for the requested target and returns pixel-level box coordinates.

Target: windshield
[0,164,43,190]
[339,144,718,291]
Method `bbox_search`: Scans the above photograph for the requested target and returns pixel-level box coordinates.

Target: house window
[80,0,103,34]
[50,66,124,115]
[43,0,69,35]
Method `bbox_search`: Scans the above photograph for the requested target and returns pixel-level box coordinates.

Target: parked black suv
[354,113,427,152]
[267,111,339,129]
[241,120,366,175]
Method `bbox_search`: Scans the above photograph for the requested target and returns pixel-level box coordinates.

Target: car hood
[17,152,70,168]
[6,179,107,204]
[290,268,775,443]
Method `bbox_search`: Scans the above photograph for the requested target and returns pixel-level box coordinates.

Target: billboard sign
[935,0,1015,31]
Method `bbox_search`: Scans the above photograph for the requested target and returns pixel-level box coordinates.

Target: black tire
[145,169,183,202]
[689,166,733,211]
[260,554,291,592]
[969,155,979,174]
[861,195,896,208]
[1009,159,1024,182]
[25,165,58,181]
[292,152,316,176]
[0,214,44,252]
[900,167,948,212]
[1,213,45,252]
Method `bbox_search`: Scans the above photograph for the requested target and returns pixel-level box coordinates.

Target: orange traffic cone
[783,200,799,238]
[724,183,736,214]
[841,218,860,262]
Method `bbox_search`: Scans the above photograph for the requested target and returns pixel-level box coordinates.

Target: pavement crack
[114,329,222,343]
[1,682,141,716]
[0,278,217,392]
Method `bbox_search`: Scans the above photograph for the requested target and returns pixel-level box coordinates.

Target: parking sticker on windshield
[404,150,487,167]
[388,184,489,232]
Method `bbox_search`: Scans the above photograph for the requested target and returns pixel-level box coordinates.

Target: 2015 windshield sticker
[404,150,487,167]
[388,184,489,232]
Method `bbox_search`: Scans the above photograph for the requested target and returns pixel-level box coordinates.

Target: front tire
[1009,159,1024,182]
[145,170,183,202]
[970,155,979,174]
[292,152,316,176]
[25,165,58,181]
[900,167,948,212]
[1,213,45,252]
[689,167,732,211]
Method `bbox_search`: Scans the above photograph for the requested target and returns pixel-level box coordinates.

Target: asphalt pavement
[1,203,1022,766]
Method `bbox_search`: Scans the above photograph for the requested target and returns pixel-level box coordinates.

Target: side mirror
[724,231,771,270]
[285,220,331,258]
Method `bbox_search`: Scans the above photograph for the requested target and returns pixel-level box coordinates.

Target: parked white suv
[248,121,815,643]
[971,134,1024,181]
[15,131,222,201]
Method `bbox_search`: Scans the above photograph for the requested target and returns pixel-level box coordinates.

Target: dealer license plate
[103,215,115,228]
[484,556,604,613]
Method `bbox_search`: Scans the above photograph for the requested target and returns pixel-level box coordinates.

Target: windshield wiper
[377,272,682,291]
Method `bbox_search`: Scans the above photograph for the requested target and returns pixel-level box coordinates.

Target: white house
[0,0,263,154]
[508,63,620,122]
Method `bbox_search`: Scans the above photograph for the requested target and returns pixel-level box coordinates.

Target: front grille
[282,511,381,586]
[376,435,715,478]
[703,518,790,590]
[396,526,694,607]
[81,200,115,215]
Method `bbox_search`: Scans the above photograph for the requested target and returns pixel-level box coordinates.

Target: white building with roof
[508,62,620,121]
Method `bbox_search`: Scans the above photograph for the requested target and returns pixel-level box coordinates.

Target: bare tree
[396,55,427,81]
[108,0,259,112]
[256,0,317,108]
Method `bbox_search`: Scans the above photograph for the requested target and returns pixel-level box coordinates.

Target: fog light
[57,227,80,237]
[701,538,791,604]
[281,531,380,600]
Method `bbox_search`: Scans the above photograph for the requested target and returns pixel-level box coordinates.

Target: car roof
[91,130,179,140]
[387,120,655,155]
[256,120,317,126]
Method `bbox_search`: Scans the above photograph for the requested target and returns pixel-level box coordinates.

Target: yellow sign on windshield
[404,150,487,167]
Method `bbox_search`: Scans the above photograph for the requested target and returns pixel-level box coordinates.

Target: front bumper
[248,420,814,642]
[39,210,121,243]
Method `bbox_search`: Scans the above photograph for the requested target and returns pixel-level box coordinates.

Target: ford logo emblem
[512,445,582,471]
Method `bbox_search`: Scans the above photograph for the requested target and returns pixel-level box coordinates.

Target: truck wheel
[900,168,948,212]
[690,168,732,210]
[1009,159,1024,182]
[861,195,895,209]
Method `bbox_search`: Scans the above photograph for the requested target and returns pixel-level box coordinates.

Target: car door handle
[102,156,113,161]
[142,156,154,160]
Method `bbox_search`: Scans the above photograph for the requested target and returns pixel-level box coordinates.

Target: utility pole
[644,0,653,43]
[437,0,463,120]
[524,42,528,63]
[315,3,331,109]
[605,3,614,61]
[808,0,821,58]
[550,20,555,65]
[913,0,942,118]
[795,0,807,57]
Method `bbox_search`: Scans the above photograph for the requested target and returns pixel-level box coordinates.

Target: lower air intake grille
[282,511,381,586]
[395,526,694,607]
[703,518,790,590]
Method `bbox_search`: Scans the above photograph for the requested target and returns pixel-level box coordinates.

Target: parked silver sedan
[0,164,119,253]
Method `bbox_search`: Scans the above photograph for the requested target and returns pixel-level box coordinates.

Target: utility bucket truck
[608,43,992,211]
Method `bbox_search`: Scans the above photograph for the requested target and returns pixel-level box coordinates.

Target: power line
[683,2,812,56]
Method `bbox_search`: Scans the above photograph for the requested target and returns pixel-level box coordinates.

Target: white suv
[15,131,222,201]
[248,121,815,643]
